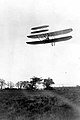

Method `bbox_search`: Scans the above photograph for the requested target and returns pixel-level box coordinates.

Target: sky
[0,0,80,86]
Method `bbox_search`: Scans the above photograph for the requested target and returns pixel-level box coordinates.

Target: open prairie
[0,87,80,120]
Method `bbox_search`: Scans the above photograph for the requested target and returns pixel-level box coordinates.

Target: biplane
[26,25,73,46]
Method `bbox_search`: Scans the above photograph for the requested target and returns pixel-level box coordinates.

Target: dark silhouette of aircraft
[26,25,73,46]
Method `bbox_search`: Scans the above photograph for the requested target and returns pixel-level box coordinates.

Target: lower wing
[26,36,72,45]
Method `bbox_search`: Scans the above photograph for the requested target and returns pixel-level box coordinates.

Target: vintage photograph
[0,0,80,120]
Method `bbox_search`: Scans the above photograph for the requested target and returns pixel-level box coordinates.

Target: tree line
[0,77,55,90]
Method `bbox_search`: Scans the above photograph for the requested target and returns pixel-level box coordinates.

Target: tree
[43,77,55,89]
[20,81,30,89]
[0,79,6,89]
[16,81,23,89]
[29,76,43,90]
[7,81,14,89]
[16,81,30,89]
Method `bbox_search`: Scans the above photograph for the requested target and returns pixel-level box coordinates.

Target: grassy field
[0,87,80,120]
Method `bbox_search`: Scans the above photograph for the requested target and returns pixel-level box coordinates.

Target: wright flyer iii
[26,25,73,46]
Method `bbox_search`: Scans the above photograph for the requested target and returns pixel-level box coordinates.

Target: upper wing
[27,28,73,39]
[26,36,72,45]
[31,25,49,30]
